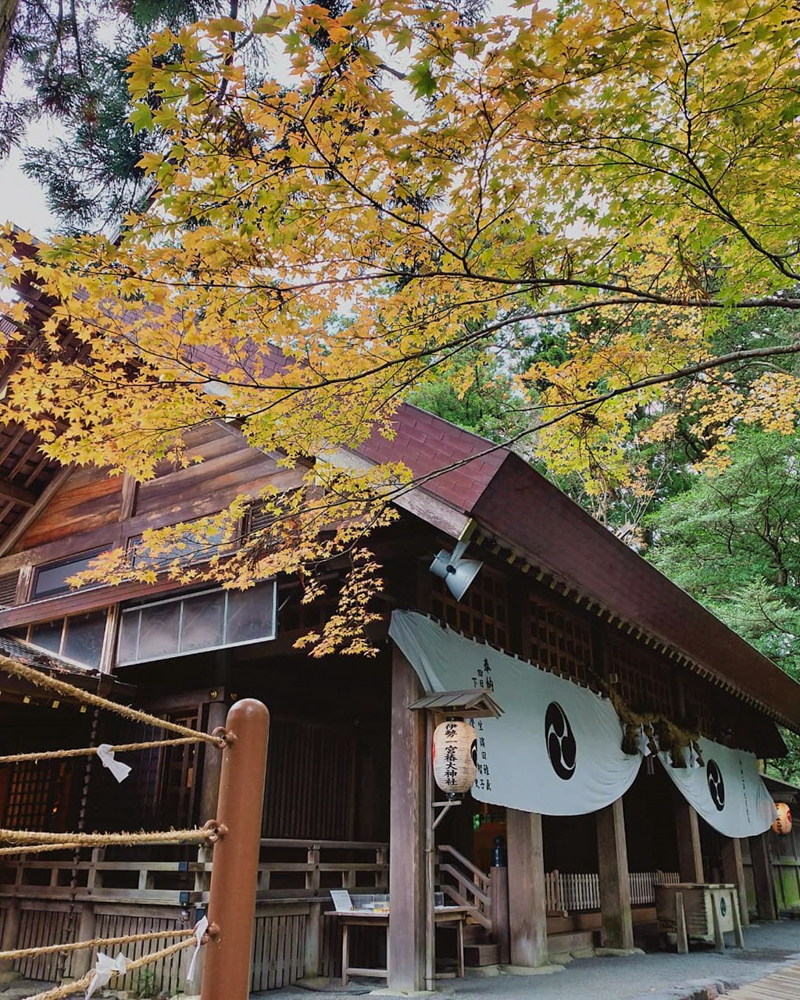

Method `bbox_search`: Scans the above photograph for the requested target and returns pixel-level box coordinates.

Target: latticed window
[0,571,19,608]
[528,597,594,686]
[608,637,675,717]
[3,760,72,830]
[430,569,509,648]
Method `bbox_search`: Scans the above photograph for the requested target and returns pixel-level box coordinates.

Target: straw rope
[0,927,195,961]
[0,655,223,746]
[24,936,197,1000]
[0,826,217,856]
[0,736,213,765]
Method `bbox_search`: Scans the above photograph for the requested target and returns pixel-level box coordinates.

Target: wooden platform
[722,961,800,998]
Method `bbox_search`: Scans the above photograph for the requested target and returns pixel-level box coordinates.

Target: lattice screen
[0,571,18,608]
[607,636,675,717]
[3,760,71,830]
[430,568,509,648]
[527,597,594,686]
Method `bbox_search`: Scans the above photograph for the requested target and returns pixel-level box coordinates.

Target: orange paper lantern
[773,802,793,836]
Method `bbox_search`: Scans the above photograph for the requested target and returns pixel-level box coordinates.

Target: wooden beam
[674,793,704,883]
[596,797,634,950]
[0,466,72,559]
[0,475,36,507]
[506,809,548,967]
[388,643,426,992]
[721,836,750,926]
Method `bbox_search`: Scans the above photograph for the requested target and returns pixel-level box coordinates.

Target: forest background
[2,0,800,777]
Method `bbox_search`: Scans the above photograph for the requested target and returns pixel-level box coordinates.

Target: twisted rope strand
[0,736,209,764]
[0,655,222,746]
[24,937,196,1000]
[0,927,195,960]
[0,827,214,856]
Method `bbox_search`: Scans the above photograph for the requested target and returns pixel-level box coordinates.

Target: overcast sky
[1,119,59,240]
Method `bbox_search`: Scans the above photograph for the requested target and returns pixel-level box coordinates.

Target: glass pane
[117,611,140,664]
[33,550,105,598]
[226,584,274,643]
[137,601,181,661]
[180,591,225,653]
[30,619,64,654]
[63,611,106,667]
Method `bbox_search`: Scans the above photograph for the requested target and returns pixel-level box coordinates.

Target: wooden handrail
[437,845,490,889]
[438,865,491,908]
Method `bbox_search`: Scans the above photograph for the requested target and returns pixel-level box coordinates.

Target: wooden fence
[546,870,681,912]
[0,839,388,994]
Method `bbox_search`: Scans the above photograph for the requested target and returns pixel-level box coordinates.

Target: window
[117,581,276,665]
[128,518,229,573]
[32,550,106,600]
[13,610,109,668]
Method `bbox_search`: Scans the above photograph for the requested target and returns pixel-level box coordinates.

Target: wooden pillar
[674,794,704,883]
[720,836,750,926]
[198,698,229,824]
[596,798,634,950]
[70,903,97,979]
[750,833,778,921]
[491,864,511,965]
[388,646,426,992]
[506,809,548,968]
[0,900,20,972]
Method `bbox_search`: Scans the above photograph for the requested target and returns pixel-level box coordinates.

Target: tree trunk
[0,0,18,94]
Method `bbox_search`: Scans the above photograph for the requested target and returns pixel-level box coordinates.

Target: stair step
[464,943,500,967]
[463,924,491,944]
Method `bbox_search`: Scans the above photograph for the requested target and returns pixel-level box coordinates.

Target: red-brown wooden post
[201,698,270,1000]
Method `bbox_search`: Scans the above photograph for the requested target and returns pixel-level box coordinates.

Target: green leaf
[408,62,437,98]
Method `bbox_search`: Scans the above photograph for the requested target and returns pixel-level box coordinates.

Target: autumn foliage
[3,0,800,650]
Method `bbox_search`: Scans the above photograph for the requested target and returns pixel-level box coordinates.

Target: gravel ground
[258,921,800,1000]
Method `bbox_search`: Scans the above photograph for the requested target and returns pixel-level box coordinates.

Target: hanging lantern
[433,720,478,795]
[773,802,793,836]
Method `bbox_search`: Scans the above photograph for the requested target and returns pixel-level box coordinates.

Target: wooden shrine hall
[0,271,799,992]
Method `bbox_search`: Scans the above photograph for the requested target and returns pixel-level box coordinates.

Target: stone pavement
[3,921,799,1000]
[254,921,800,1000]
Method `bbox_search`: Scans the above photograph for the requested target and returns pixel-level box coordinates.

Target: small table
[327,907,467,985]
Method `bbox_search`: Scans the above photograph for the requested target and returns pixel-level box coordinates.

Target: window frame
[116,581,277,666]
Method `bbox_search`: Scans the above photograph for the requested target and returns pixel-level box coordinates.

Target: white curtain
[390,611,776,834]
[389,611,642,816]
[660,739,775,838]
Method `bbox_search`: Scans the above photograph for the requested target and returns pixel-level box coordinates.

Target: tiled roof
[356,404,508,512]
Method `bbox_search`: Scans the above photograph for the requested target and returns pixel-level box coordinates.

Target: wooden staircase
[437,845,501,967]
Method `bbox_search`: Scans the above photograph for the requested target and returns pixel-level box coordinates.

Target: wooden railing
[437,844,492,929]
[546,870,681,912]
[0,838,389,908]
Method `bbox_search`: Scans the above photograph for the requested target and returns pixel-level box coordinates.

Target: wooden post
[675,892,688,954]
[749,832,778,921]
[596,798,634,950]
[198,698,229,824]
[70,903,97,979]
[304,844,322,979]
[0,900,20,972]
[201,698,270,1000]
[720,836,750,926]
[674,795,704,883]
[506,809,548,968]
[490,864,511,965]
[388,645,426,992]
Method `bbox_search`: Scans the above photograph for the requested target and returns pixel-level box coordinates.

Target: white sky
[0,118,60,239]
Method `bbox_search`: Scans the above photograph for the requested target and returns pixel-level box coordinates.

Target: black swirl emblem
[707,760,725,811]
[720,897,727,918]
[470,738,478,768]
[545,702,577,781]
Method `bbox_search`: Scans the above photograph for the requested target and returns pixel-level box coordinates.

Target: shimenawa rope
[0,927,194,960]
[0,655,222,746]
[24,937,196,1000]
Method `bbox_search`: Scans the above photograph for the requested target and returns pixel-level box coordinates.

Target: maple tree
[3,0,800,653]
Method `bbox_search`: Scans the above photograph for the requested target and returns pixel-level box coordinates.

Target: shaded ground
[4,920,799,1000]
[258,921,800,1000]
